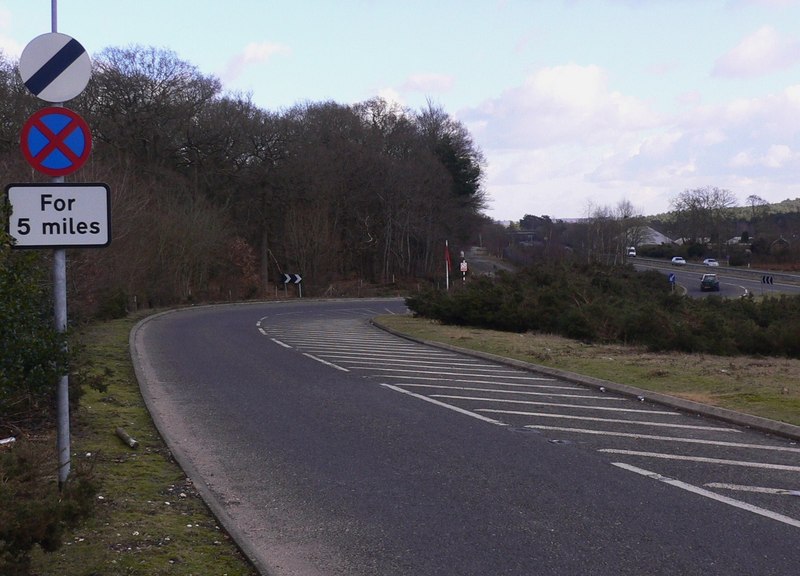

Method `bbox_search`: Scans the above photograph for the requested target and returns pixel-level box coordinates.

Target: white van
[627,247,636,257]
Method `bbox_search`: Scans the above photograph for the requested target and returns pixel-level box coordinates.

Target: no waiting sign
[20,107,92,176]
[19,32,92,102]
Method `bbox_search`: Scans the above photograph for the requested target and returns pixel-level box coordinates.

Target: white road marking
[476,409,740,432]
[301,353,349,372]
[377,375,567,387]
[431,395,679,414]
[271,338,291,348]
[600,449,800,472]
[322,355,508,369]
[378,374,558,385]
[612,462,800,529]
[704,483,800,496]
[352,366,558,381]
[274,339,444,354]
[380,384,507,426]
[400,383,623,401]
[332,353,519,378]
[525,425,799,452]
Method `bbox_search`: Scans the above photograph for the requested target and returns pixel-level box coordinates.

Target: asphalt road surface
[132,299,799,576]
[633,259,800,298]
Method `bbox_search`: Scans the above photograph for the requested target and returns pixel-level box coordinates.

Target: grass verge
[30,314,257,576]
[376,314,800,427]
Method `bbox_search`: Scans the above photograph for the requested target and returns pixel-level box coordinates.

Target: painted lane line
[378,375,569,387]
[316,351,500,364]
[612,462,800,529]
[301,351,471,364]
[320,355,503,369]
[302,353,349,372]
[352,366,558,381]
[704,483,800,496]
[271,339,446,353]
[352,363,525,375]
[600,449,800,472]
[278,339,410,349]
[476,409,740,432]
[300,348,460,360]
[400,383,625,401]
[525,425,800,452]
[377,376,576,390]
[380,384,507,426]
[430,395,679,414]
[271,338,292,348]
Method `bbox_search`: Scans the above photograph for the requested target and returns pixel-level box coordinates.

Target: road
[132,299,800,576]
[633,259,800,298]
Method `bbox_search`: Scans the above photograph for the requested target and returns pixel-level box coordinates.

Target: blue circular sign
[20,107,92,176]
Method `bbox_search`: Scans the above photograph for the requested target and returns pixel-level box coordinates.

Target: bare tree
[746,194,769,220]
[671,186,737,255]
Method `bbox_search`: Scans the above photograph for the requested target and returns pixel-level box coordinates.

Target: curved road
[132,299,799,576]
[634,259,800,298]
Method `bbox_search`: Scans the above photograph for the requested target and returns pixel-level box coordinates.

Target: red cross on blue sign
[20,107,92,177]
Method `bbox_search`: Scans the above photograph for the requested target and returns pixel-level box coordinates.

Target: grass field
[28,307,800,574]
[375,314,800,427]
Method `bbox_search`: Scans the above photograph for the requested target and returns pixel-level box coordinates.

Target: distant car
[671,257,686,266]
[627,247,636,257]
[703,258,719,267]
[701,273,720,292]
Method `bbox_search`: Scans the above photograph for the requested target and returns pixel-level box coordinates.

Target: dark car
[701,273,720,292]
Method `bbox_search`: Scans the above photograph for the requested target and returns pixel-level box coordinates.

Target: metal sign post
[53,5,69,489]
[13,0,97,487]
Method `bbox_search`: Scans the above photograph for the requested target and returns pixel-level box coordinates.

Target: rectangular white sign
[5,183,111,248]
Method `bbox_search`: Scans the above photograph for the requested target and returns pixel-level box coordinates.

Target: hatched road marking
[600,449,800,472]
[613,463,800,529]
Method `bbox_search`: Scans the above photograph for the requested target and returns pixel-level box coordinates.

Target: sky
[2,0,800,222]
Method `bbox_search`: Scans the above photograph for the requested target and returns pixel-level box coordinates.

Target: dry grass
[377,315,800,426]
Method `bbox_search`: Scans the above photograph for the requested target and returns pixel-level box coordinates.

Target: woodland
[1,45,490,318]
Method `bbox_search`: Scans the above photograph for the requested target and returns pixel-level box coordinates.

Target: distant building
[639,226,673,245]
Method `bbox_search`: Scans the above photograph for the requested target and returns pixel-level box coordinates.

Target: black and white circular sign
[19,32,92,102]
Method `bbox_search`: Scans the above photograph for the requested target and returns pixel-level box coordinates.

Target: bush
[406,262,800,358]
[0,441,96,576]
[0,251,69,423]
[1,242,98,574]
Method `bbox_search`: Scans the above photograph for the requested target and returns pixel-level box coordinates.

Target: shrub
[0,441,96,576]
[406,261,800,358]
[1,243,98,574]
[0,251,69,423]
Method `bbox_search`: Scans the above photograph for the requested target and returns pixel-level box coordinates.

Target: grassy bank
[376,314,800,427]
[31,314,257,576]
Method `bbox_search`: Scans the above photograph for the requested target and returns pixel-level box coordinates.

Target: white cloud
[731,0,800,7]
[713,26,800,77]
[464,64,800,220]
[730,144,796,169]
[0,6,23,58]
[376,87,405,108]
[463,64,658,150]
[398,73,454,94]
[219,42,290,84]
